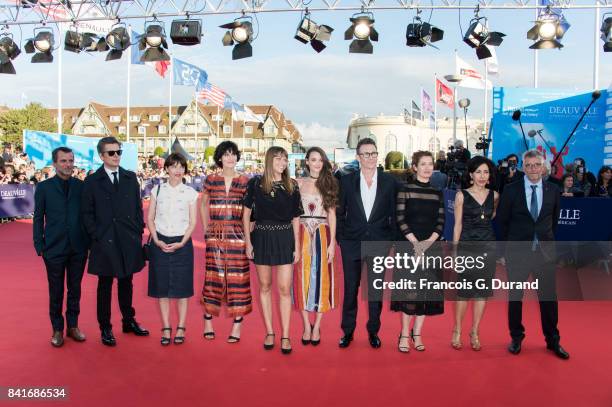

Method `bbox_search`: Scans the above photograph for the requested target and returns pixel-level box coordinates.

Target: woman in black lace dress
[451,156,498,351]
[392,151,445,353]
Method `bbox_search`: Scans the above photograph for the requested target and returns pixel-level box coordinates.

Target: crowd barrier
[2,183,611,243]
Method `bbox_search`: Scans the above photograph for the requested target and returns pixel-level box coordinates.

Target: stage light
[220,17,254,60]
[601,14,612,52]
[170,19,202,46]
[527,7,570,50]
[0,34,21,74]
[406,10,443,48]
[463,10,504,59]
[25,28,55,63]
[139,23,170,62]
[294,11,333,53]
[344,11,378,54]
[103,24,131,61]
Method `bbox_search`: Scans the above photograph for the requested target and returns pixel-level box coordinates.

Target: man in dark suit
[497,149,569,360]
[33,147,90,347]
[81,137,149,346]
[336,138,398,349]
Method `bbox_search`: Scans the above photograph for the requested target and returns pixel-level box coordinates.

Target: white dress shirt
[524,175,543,217]
[360,170,378,221]
[153,182,198,237]
[104,166,119,185]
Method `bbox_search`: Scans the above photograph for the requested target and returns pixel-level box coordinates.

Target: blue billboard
[490,87,609,177]
[23,130,138,172]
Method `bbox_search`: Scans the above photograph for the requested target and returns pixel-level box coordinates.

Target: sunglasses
[105,150,123,157]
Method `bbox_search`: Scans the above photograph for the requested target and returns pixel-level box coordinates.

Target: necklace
[309,175,319,180]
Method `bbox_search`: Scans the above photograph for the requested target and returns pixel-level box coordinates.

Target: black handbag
[142,183,161,261]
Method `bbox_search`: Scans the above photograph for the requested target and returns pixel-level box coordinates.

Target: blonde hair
[261,146,294,195]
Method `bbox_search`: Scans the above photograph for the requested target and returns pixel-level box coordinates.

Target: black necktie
[112,171,119,191]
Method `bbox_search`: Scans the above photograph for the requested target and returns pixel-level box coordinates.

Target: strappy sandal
[281,337,292,355]
[451,330,463,350]
[161,327,172,346]
[174,327,186,345]
[411,329,426,352]
[203,315,215,340]
[470,331,482,351]
[263,333,275,350]
[227,317,243,344]
[398,334,410,353]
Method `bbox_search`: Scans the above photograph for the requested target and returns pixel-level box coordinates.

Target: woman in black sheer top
[392,151,445,353]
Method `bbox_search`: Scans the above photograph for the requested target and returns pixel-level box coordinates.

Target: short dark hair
[506,153,519,162]
[97,137,121,154]
[164,153,188,171]
[412,150,434,167]
[464,156,496,187]
[52,147,73,163]
[356,137,377,154]
[214,141,241,168]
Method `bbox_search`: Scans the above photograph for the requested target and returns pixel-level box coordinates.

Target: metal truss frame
[0,0,610,27]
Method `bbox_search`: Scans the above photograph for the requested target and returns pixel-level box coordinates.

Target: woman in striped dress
[392,150,445,353]
[200,141,252,343]
[295,147,339,346]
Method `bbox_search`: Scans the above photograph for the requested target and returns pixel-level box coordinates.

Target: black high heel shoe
[263,333,275,350]
[161,327,172,346]
[311,325,321,346]
[398,333,410,353]
[302,324,312,346]
[203,315,215,340]
[174,326,186,345]
[227,317,243,344]
[281,337,292,355]
[411,329,425,352]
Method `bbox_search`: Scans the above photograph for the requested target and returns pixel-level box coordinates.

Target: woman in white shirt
[147,153,198,346]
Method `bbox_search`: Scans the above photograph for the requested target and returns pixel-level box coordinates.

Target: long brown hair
[305,147,338,211]
[261,146,294,194]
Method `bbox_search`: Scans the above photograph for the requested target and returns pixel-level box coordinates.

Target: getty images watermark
[357,241,612,302]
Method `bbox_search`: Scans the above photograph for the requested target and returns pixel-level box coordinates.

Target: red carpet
[1,214,611,406]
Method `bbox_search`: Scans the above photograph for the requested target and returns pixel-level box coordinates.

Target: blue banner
[491,87,608,178]
[23,130,138,172]
[173,58,208,90]
[0,184,35,218]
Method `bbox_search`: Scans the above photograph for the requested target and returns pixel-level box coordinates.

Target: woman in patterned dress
[200,141,252,343]
[295,147,339,347]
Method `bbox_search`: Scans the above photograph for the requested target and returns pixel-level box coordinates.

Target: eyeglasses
[105,150,123,157]
[358,152,379,159]
[524,162,542,169]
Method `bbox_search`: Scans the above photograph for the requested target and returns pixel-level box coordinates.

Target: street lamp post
[142,123,150,157]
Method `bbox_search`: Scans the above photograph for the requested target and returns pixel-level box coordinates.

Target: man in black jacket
[497,149,569,360]
[336,138,398,349]
[33,147,90,347]
[81,137,149,346]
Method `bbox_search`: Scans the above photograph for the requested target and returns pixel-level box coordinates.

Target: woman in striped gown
[295,147,339,346]
[200,141,252,343]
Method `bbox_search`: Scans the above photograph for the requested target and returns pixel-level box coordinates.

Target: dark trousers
[506,245,560,345]
[97,275,136,331]
[340,241,383,336]
[43,252,87,331]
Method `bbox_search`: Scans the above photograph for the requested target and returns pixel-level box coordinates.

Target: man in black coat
[33,147,90,347]
[497,149,569,360]
[336,138,398,349]
[81,137,149,346]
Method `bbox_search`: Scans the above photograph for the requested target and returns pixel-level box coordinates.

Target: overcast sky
[1,1,610,149]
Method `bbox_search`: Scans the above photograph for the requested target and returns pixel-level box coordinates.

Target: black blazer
[496,178,560,242]
[81,166,145,277]
[336,169,399,242]
[33,176,90,258]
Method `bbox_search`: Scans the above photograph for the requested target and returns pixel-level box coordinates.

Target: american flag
[197,82,226,107]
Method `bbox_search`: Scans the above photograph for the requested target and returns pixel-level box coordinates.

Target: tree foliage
[153,146,165,157]
[385,151,407,170]
[0,103,56,147]
[204,146,216,162]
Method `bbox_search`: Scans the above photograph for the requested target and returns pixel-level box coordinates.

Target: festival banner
[490,87,609,177]
[0,184,35,218]
[23,130,138,171]
[436,79,454,108]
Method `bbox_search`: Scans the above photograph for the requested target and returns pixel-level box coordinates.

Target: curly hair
[213,141,241,168]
